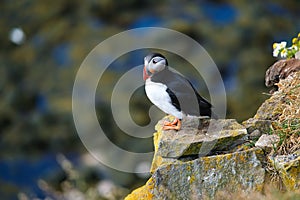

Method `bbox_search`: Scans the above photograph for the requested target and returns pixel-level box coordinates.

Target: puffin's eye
[152,59,157,64]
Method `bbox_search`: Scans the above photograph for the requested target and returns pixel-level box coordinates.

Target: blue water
[201,2,238,25]
[52,43,72,67]
[223,61,238,92]
[0,153,79,199]
[129,15,163,28]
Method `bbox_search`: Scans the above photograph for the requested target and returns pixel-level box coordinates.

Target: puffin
[143,52,215,131]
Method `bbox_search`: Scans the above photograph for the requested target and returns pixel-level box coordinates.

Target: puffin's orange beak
[143,66,150,81]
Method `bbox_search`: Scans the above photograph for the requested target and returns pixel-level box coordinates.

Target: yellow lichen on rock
[124,178,155,200]
[150,154,164,174]
[150,131,162,173]
[150,128,176,173]
[268,152,300,191]
[281,165,300,191]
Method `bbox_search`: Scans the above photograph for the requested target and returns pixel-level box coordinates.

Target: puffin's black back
[151,68,212,117]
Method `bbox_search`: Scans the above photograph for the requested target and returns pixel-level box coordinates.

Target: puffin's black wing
[166,88,181,111]
[151,68,212,117]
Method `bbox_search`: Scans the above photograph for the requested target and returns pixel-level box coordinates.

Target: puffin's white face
[143,53,168,80]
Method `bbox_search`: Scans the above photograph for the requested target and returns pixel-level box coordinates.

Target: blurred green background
[1,0,300,199]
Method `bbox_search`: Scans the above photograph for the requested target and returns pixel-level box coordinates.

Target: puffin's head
[143,53,168,80]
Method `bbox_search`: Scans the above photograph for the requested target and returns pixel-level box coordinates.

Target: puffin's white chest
[145,79,182,119]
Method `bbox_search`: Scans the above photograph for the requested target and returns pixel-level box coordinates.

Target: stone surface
[151,148,265,200]
[151,117,247,173]
[249,129,262,140]
[126,148,265,200]
[242,119,272,135]
[255,134,280,150]
[155,117,247,158]
[125,117,265,200]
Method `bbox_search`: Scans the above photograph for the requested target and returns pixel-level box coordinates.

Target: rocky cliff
[125,62,300,200]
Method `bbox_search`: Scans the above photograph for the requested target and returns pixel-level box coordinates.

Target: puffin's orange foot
[163,118,179,126]
[163,118,181,130]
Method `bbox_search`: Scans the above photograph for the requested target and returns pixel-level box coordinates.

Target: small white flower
[277,41,287,49]
[273,41,287,57]
[273,48,280,57]
[280,48,288,58]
